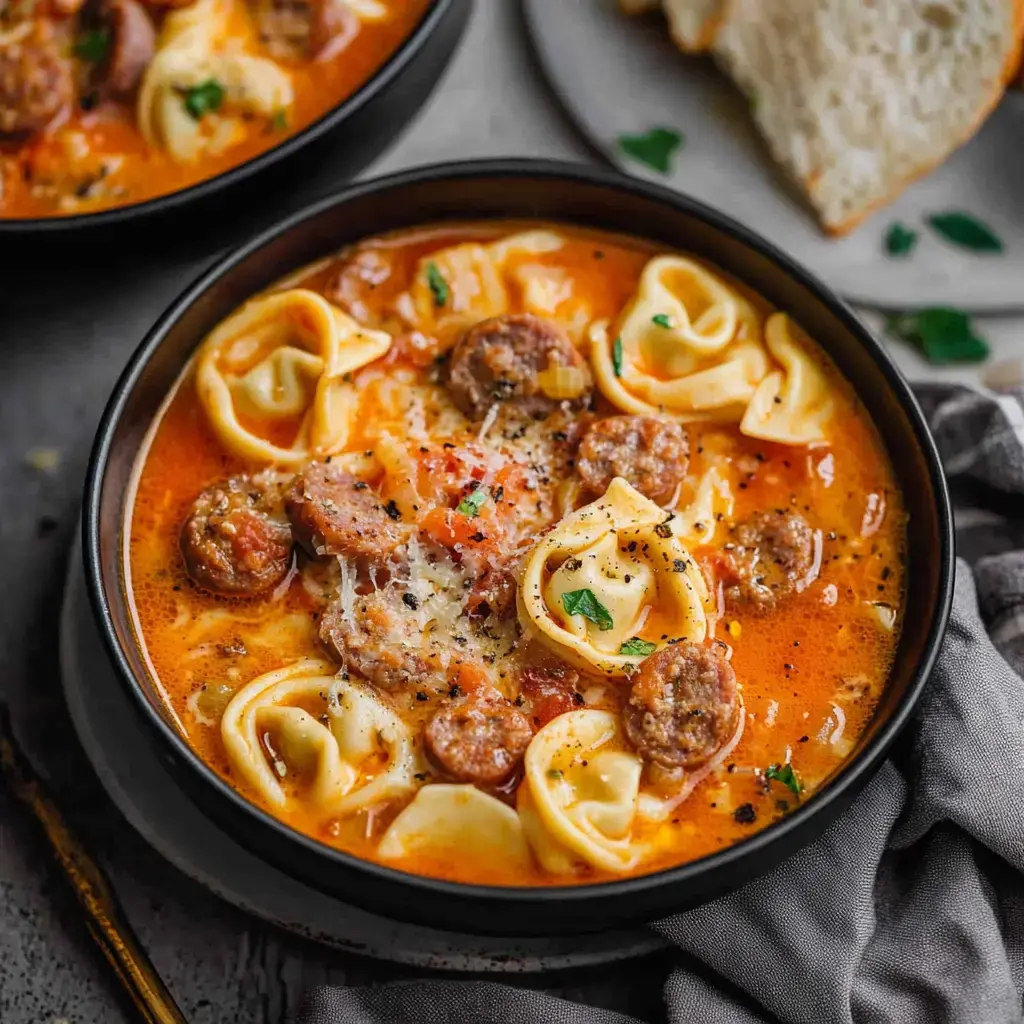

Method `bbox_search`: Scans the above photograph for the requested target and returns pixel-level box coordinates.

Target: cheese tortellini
[404,230,590,344]
[519,710,645,874]
[518,477,711,677]
[139,0,293,163]
[740,313,835,445]
[378,784,532,870]
[592,255,770,422]
[220,659,421,818]
[196,287,392,465]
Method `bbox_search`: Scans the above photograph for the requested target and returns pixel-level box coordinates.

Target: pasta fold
[138,0,293,163]
[404,230,590,345]
[740,313,835,445]
[196,287,392,465]
[220,659,421,818]
[519,710,644,874]
[378,784,532,869]
[591,255,770,422]
[518,477,711,677]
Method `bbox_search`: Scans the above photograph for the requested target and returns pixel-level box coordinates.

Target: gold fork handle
[0,705,188,1024]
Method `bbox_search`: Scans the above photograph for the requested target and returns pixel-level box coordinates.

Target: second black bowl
[84,160,954,936]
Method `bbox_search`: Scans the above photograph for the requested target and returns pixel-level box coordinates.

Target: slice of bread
[619,0,723,51]
[713,0,1024,234]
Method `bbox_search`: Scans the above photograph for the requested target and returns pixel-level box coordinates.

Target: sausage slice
[180,476,293,598]
[319,591,428,692]
[719,510,815,610]
[623,642,738,769]
[577,415,688,504]
[0,20,74,135]
[101,0,156,95]
[446,314,592,421]
[285,463,405,565]
[425,689,533,786]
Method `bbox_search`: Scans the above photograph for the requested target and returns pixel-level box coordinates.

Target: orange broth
[126,221,906,886]
[0,0,431,218]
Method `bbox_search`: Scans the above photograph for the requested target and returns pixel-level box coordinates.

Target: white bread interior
[712,0,1024,234]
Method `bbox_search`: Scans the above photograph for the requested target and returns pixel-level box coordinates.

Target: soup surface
[0,0,429,218]
[126,220,906,886]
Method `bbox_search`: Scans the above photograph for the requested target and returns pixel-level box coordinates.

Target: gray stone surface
[0,2,673,1021]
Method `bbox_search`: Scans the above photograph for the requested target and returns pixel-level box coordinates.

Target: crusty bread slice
[618,0,723,51]
[713,0,1024,234]
[662,0,723,51]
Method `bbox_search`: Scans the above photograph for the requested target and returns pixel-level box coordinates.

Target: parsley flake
[618,127,684,174]
[652,313,672,328]
[74,28,111,63]
[765,762,803,796]
[456,489,488,516]
[927,212,1003,254]
[561,588,614,631]
[612,337,624,377]
[885,308,989,365]
[182,79,225,121]
[426,261,449,307]
[271,109,288,131]
[619,637,657,657]
[884,222,918,257]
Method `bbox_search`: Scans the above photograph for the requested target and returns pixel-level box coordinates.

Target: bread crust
[714,0,1024,236]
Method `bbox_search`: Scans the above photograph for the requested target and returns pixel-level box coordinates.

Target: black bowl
[0,0,468,240]
[83,160,954,937]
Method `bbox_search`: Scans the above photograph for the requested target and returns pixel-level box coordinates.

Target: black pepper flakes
[383,499,402,521]
[734,803,757,824]
[415,691,428,702]
[402,592,420,610]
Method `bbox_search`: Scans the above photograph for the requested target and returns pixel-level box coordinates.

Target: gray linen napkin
[296,384,1024,1024]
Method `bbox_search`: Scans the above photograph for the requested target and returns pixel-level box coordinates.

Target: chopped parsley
[74,28,111,63]
[561,588,614,631]
[426,261,449,307]
[884,222,918,257]
[764,762,803,796]
[651,313,672,328]
[547,769,564,779]
[619,637,657,657]
[618,127,684,174]
[182,79,225,121]
[271,109,288,131]
[926,212,1003,254]
[885,308,989,365]
[456,489,488,516]
[612,337,624,377]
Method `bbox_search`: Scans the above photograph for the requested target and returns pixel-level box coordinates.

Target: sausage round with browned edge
[425,689,533,786]
[0,19,74,135]
[180,476,293,597]
[623,642,738,769]
[577,415,688,504]
[285,462,405,564]
[446,314,592,421]
[719,509,815,610]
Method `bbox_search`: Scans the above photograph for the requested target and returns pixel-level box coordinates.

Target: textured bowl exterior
[83,161,954,936]
[0,0,469,236]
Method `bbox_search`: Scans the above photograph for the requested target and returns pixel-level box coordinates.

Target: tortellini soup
[0,0,430,217]
[126,220,905,887]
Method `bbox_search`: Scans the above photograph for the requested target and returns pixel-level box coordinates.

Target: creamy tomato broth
[0,0,429,217]
[126,221,905,886]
